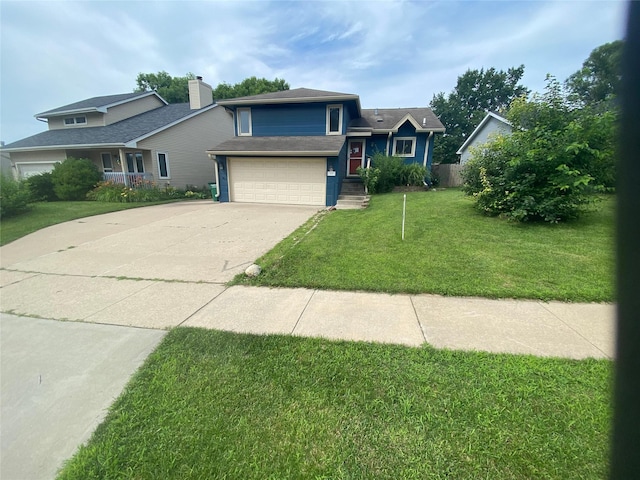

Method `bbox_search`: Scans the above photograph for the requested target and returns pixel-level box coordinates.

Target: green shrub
[26,172,57,201]
[51,157,102,200]
[461,79,601,223]
[356,166,380,193]
[88,181,193,203]
[360,154,430,192]
[0,174,31,218]
[401,163,429,186]
[373,153,405,193]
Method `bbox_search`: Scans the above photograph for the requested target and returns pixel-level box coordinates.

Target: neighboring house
[0,143,12,177]
[206,88,445,206]
[456,111,512,165]
[2,78,233,188]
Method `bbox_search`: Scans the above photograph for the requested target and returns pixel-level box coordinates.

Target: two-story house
[3,77,234,189]
[206,88,445,206]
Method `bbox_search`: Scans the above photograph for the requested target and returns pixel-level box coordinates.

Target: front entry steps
[336,180,370,209]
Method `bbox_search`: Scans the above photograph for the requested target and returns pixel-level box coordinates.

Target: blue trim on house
[217,156,230,202]
[325,142,348,206]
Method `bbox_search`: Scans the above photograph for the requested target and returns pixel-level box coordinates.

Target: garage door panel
[229,157,326,206]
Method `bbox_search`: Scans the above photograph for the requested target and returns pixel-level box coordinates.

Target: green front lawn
[0,201,176,246]
[237,189,614,302]
[58,328,612,480]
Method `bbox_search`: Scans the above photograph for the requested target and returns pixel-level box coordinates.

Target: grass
[0,200,176,246]
[235,189,615,302]
[57,328,612,480]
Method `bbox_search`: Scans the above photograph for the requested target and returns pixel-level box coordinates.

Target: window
[157,152,170,179]
[64,116,87,126]
[101,153,113,172]
[326,105,343,135]
[237,108,252,136]
[393,137,416,157]
[125,152,145,173]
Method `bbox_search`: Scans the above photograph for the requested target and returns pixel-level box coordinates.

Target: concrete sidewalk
[0,275,615,359]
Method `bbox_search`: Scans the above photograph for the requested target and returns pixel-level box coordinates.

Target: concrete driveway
[0,201,320,479]
[0,201,320,328]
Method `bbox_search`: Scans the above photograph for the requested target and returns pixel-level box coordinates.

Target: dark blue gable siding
[366,123,435,169]
[233,99,358,136]
[251,104,326,136]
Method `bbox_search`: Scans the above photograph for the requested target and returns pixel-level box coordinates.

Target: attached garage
[228,157,326,205]
[208,135,346,206]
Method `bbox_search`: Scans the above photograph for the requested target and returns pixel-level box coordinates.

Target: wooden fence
[432,164,464,187]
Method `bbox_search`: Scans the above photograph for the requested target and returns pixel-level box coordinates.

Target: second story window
[64,116,87,126]
[326,105,343,135]
[238,108,252,136]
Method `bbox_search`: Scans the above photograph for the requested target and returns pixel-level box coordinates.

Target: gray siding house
[3,78,234,189]
[457,111,512,165]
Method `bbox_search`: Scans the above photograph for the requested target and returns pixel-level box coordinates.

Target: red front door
[348,140,364,176]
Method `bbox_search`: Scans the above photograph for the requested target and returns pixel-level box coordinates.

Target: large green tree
[135,71,196,103]
[135,72,289,104]
[212,76,289,100]
[565,40,623,107]
[430,66,529,164]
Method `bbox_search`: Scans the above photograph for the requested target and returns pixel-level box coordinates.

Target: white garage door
[17,162,57,178]
[229,157,326,206]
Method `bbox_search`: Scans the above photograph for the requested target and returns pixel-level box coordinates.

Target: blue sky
[0,0,627,144]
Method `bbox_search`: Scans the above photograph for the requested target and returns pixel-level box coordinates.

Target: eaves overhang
[207,150,341,157]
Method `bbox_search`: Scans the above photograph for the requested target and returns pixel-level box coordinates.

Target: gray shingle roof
[217,88,359,105]
[207,135,346,156]
[36,92,160,117]
[355,108,445,132]
[4,103,210,150]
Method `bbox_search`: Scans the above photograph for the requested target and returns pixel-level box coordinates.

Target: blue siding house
[207,88,445,206]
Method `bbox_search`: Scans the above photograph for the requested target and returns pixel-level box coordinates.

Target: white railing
[103,172,154,187]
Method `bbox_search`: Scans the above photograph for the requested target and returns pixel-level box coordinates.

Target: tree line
[134,72,289,103]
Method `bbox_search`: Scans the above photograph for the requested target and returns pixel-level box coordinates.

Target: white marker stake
[402,194,406,241]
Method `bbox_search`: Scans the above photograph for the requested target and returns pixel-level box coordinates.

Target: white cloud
[0,0,627,144]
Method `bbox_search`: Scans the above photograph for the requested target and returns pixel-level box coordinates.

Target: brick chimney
[188,76,213,109]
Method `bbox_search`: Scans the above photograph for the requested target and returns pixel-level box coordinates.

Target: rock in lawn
[245,264,262,277]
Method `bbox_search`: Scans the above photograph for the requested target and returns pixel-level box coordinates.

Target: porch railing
[103,172,154,187]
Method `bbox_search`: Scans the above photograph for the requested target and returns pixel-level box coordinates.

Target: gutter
[423,132,434,168]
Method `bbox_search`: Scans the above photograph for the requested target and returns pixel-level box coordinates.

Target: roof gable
[4,103,217,151]
[35,91,167,118]
[356,108,445,133]
[456,111,513,155]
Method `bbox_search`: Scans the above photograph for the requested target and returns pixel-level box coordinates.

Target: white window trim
[156,151,171,179]
[63,115,87,126]
[393,136,417,157]
[326,104,343,135]
[237,108,252,136]
[100,152,113,172]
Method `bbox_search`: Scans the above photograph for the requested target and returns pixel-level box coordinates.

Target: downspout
[386,132,392,156]
[209,154,221,199]
[423,132,434,186]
